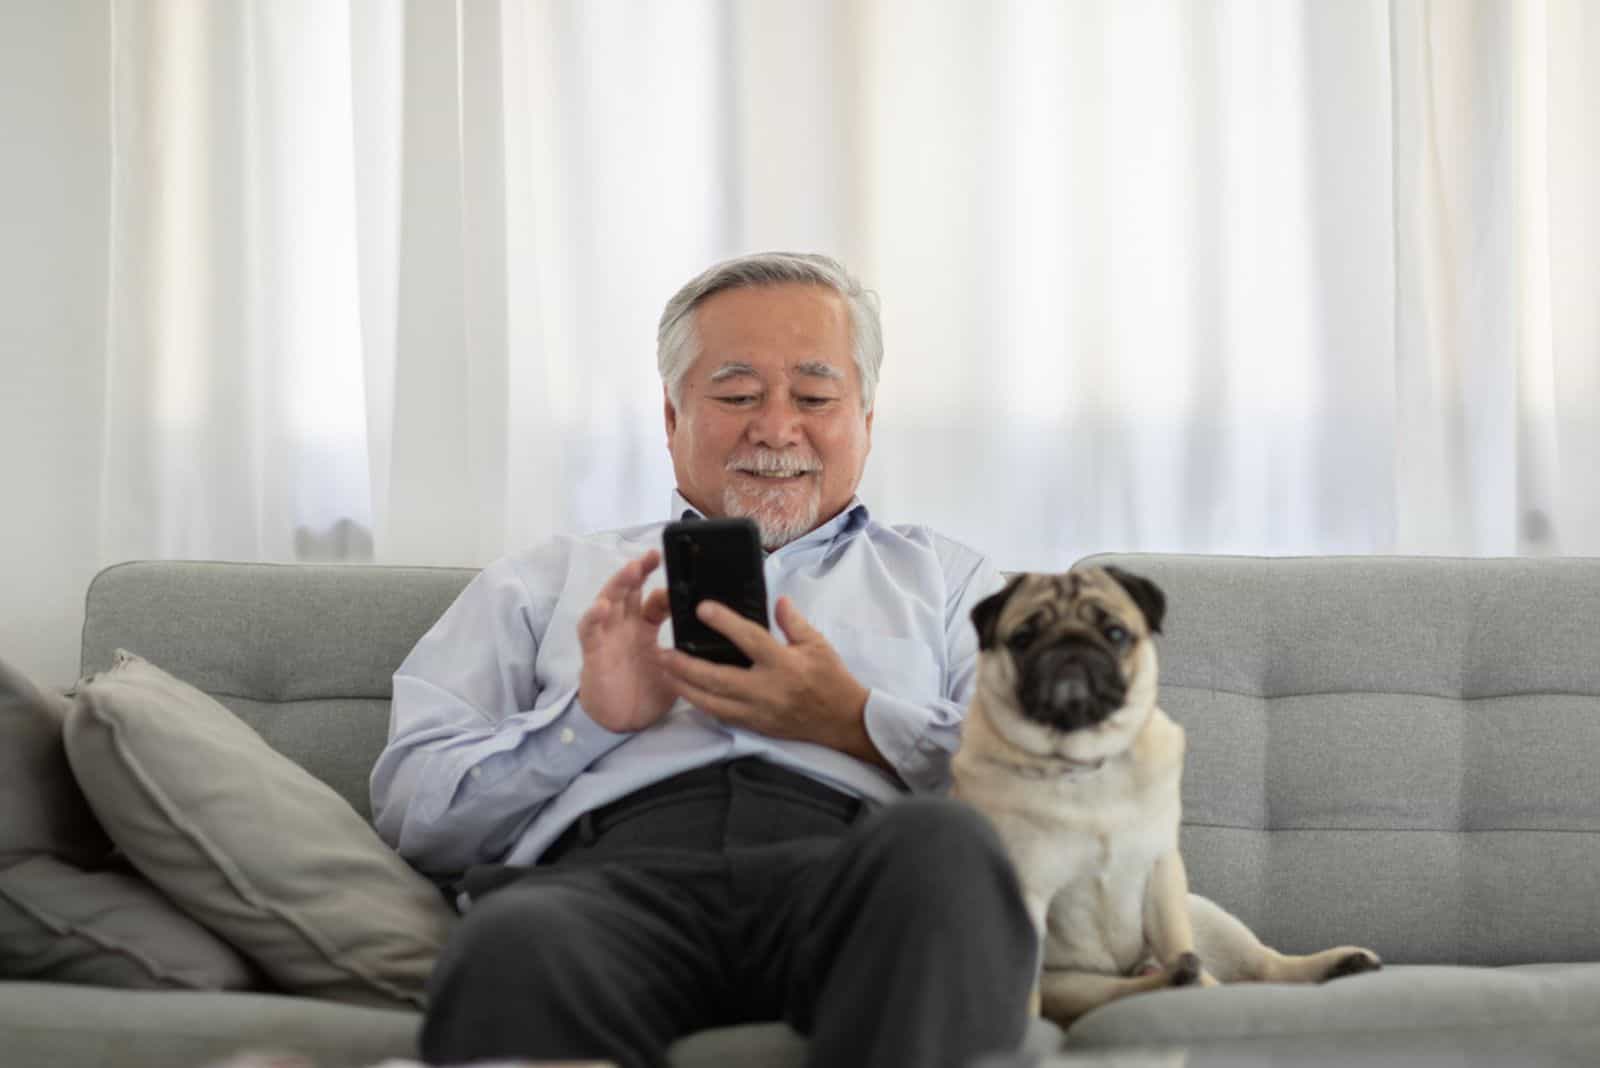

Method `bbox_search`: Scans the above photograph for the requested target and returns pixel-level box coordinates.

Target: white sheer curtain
[98,0,1600,576]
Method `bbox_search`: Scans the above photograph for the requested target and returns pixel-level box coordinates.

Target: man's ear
[1104,566,1166,635]
[663,386,678,439]
[970,575,1025,651]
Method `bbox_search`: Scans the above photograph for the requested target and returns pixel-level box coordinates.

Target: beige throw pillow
[64,651,455,1009]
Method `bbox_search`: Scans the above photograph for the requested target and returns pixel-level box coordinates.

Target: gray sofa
[3,553,1597,1066]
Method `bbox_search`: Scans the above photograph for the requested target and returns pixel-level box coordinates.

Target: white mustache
[726,452,821,477]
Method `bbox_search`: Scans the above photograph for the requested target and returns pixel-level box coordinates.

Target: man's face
[665,282,874,551]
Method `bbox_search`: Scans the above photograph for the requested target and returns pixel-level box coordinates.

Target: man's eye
[797,396,835,409]
[718,395,757,406]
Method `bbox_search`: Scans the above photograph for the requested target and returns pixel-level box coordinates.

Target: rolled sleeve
[854,539,1006,795]
[863,688,966,793]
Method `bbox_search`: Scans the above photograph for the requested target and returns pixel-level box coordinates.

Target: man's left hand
[655,597,891,773]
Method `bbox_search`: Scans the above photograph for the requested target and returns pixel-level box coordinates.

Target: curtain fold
[104,0,375,565]
[97,0,1600,574]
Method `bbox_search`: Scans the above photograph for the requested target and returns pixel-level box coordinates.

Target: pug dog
[952,567,1381,1026]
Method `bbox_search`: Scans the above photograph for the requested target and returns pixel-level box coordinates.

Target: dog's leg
[1020,888,1055,1017]
[1267,945,1384,983]
[1188,894,1382,983]
[1040,851,1214,1028]
[1039,958,1202,1026]
[1142,851,1217,984]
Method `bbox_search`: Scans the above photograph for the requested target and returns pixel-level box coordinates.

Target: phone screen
[662,517,769,667]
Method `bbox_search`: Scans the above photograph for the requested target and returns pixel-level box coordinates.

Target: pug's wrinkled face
[970,566,1166,764]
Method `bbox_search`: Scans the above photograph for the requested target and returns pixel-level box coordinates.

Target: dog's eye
[1103,624,1131,648]
[1007,625,1038,652]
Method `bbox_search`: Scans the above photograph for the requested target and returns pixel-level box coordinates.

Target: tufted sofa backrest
[80,561,476,820]
[1080,553,1600,966]
[83,554,1600,965]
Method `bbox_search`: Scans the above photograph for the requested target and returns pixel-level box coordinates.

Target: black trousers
[421,758,1038,1068]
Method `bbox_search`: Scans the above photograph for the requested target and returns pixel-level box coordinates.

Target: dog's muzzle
[1018,638,1127,733]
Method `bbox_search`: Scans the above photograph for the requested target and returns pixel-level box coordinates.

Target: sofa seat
[0,982,1062,1068]
[995,1022,1600,1068]
[668,1016,1065,1068]
[0,981,419,1068]
[1064,963,1600,1049]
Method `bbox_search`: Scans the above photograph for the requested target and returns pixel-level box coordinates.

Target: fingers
[628,549,663,597]
[595,549,661,607]
[657,669,750,725]
[577,597,611,643]
[578,551,666,653]
[657,648,750,701]
[694,600,777,663]
[585,550,663,630]
[773,596,819,643]
[642,587,671,626]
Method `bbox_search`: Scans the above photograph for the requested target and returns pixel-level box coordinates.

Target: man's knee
[423,881,647,1066]
[857,797,1020,903]
[812,796,1037,1005]
[429,883,588,997]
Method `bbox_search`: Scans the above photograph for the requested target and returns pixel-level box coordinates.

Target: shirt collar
[669,491,871,554]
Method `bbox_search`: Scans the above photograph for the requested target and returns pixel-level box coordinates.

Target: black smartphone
[662,517,769,667]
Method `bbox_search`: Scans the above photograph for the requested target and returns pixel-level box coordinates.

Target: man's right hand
[577,550,676,733]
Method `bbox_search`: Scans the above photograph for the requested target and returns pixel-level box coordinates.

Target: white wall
[0,1,110,686]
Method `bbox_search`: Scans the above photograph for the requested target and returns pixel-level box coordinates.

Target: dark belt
[542,757,870,863]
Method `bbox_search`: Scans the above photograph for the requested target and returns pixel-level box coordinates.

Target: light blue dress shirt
[370,493,1004,879]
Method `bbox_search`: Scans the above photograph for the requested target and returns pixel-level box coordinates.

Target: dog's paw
[1323,949,1382,981]
[1169,951,1202,987]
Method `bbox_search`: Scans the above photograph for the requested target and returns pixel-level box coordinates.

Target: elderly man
[372,252,1037,1068]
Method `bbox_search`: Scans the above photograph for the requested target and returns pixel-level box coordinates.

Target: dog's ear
[1104,566,1166,635]
[971,575,1025,651]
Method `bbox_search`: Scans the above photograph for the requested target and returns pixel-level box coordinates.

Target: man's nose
[746,396,804,447]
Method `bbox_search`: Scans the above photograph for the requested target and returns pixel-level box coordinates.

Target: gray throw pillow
[0,656,111,868]
[1,655,251,989]
[0,855,258,989]
[64,651,456,1009]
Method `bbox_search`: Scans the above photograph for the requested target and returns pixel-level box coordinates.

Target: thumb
[775,596,820,645]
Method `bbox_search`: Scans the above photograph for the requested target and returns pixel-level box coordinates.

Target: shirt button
[560,727,576,745]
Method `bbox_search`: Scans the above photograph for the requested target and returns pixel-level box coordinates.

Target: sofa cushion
[0,855,257,989]
[1063,963,1600,1048]
[63,651,456,1009]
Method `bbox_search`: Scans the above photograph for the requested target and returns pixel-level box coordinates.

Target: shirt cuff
[861,688,957,793]
[525,698,632,778]
[464,698,631,798]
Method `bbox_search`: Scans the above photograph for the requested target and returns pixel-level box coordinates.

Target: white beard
[722,480,821,551]
[721,448,826,550]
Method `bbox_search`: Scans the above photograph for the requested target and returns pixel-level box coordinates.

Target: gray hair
[656,251,884,412]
